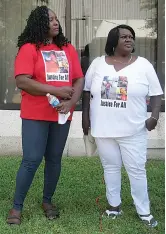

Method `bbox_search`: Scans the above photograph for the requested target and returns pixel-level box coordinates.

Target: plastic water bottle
[46,93,70,124]
[46,93,60,108]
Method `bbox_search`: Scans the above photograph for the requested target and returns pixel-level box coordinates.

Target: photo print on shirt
[101,76,128,108]
[41,50,69,82]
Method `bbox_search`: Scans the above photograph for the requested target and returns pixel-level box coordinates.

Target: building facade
[0,0,165,157]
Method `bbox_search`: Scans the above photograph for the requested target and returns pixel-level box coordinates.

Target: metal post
[65,0,71,41]
[157,0,165,111]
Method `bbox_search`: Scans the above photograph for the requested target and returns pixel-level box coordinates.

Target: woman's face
[50,53,57,62]
[48,9,59,38]
[116,28,134,54]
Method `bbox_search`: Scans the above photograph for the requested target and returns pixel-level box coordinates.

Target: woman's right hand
[54,86,74,99]
[82,111,90,135]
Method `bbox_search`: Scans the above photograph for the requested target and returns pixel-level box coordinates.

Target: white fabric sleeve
[145,61,163,96]
[84,57,100,91]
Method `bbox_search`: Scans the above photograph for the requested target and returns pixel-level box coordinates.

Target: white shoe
[139,214,158,228]
[103,209,123,219]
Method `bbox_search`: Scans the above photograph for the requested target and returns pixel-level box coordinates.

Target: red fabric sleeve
[14,43,37,77]
[68,44,84,80]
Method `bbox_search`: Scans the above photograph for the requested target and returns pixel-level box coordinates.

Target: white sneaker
[103,209,123,219]
[139,214,158,228]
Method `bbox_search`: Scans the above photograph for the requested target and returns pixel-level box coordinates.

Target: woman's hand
[145,117,158,131]
[56,100,73,114]
[82,111,90,135]
[54,86,74,99]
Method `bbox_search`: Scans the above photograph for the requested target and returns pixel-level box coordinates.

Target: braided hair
[17,5,70,49]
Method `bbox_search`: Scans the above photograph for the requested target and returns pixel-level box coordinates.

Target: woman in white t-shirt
[82,25,163,228]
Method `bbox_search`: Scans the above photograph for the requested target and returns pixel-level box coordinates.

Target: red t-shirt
[14,43,83,121]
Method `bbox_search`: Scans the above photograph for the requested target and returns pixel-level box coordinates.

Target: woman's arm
[146,95,162,131]
[70,78,84,105]
[81,57,100,134]
[82,91,91,135]
[144,59,163,131]
[150,95,162,120]
[16,75,74,99]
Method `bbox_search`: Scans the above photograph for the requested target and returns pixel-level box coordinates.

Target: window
[0,0,66,109]
[0,0,164,111]
[71,0,164,111]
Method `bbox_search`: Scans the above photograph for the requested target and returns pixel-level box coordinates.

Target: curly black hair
[17,5,70,49]
[105,24,135,56]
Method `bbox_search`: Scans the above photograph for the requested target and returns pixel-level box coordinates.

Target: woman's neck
[114,51,131,58]
[46,37,53,44]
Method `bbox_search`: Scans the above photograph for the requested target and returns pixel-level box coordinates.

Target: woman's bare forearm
[82,91,91,134]
[82,91,90,112]
[70,78,84,105]
[150,95,162,120]
[16,75,59,96]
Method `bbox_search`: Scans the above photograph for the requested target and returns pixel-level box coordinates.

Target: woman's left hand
[56,100,73,114]
[145,117,158,131]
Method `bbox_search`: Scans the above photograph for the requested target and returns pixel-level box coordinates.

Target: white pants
[95,129,150,215]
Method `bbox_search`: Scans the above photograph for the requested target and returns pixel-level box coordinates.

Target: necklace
[45,38,52,45]
[113,55,132,65]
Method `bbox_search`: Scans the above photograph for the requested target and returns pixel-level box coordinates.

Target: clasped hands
[56,86,74,114]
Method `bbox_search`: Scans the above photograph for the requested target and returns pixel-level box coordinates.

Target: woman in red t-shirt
[7,5,84,225]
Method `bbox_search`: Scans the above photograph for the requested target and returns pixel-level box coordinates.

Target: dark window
[0,0,164,111]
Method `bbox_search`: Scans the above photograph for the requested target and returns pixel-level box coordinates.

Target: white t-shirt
[84,56,163,138]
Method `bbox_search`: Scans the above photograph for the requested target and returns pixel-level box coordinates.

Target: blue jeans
[13,119,70,211]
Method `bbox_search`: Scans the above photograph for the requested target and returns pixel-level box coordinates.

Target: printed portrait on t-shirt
[101,76,128,101]
[41,50,69,82]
